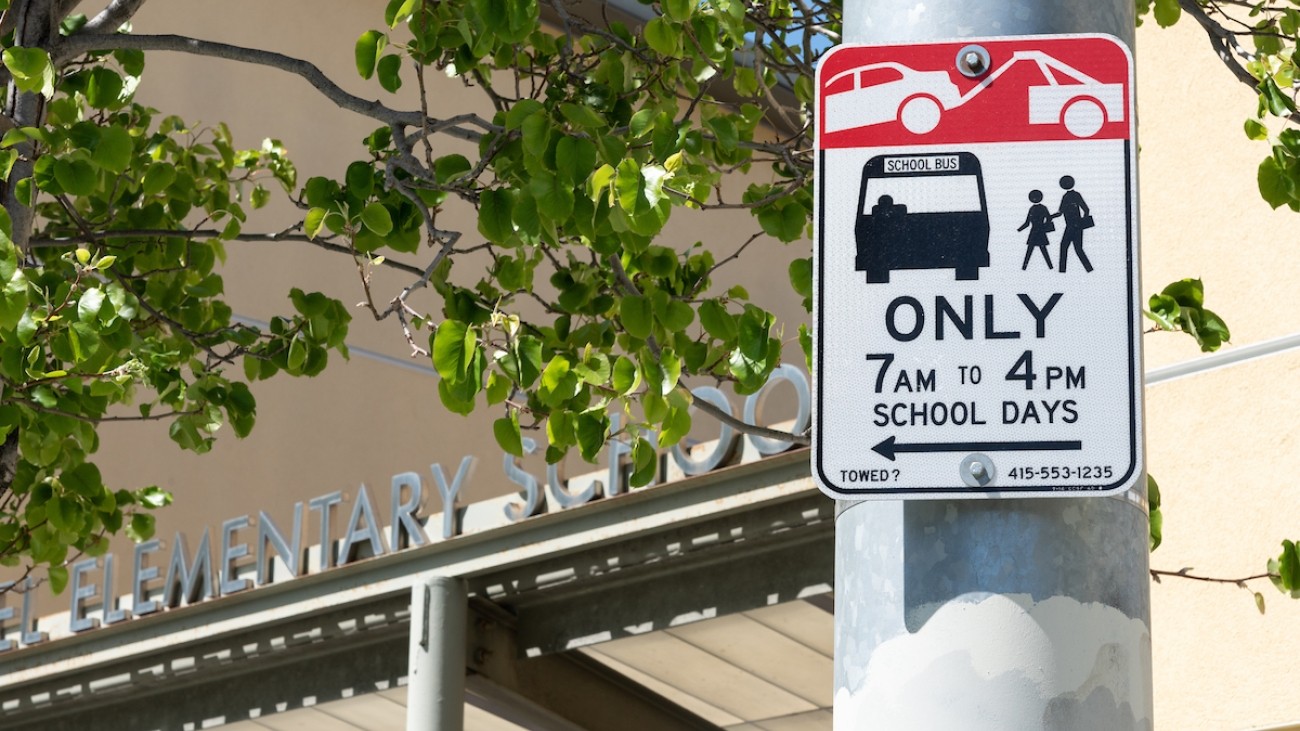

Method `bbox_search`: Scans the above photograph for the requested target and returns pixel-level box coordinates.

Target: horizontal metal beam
[493,491,833,655]
[468,600,725,731]
[0,451,818,722]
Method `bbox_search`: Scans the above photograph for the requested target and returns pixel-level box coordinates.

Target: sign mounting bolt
[960,453,995,487]
[957,45,991,77]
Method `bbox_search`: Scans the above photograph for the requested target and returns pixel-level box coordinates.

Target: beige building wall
[9,3,1300,729]
[1138,18,1300,731]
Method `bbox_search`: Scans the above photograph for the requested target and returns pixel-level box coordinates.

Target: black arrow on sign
[872,436,1083,461]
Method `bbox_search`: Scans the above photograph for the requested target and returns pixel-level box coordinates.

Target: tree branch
[54,33,501,141]
[5,0,56,255]
[1150,567,1276,586]
[690,391,809,445]
[1179,0,1300,124]
[29,228,430,276]
[81,0,148,34]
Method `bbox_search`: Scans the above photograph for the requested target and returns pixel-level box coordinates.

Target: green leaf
[48,565,68,595]
[54,159,97,196]
[435,154,472,183]
[78,287,105,323]
[0,246,28,331]
[360,202,394,236]
[629,108,657,139]
[3,47,54,97]
[738,307,771,360]
[93,126,133,173]
[758,201,807,242]
[612,355,640,394]
[1152,0,1181,27]
[1260,77,1297,117]
[494,413,524,457]
[355,30,386,79]
[493,335,542,388]
[114,48,146,77]
[588,164,616,202]
[485,371,510,404]
[555,136,597,186]
[138,485,173,508]
[141,162,175,196]
[620,295,654,339]
[652,292,694,331]
[573,352,611,385]
[644,17,680,57]
[1258,155,1292,208]
[251,184,271,209]
[1161,278,1204,308]
[304,207,328,239]
[630,437,657,487]
[663,0,693,21]
[1271,540,1300,597]
[86,68,125,108]
[799,323,812,371]
[788,257,812,299]
[541,355,570,392]
[1147,474,1162,552]
[575,412,608,462]
[527,172,575,222]
[707,116,738,151]
[698,300,737,341]
[657,395,692,447]
[377,54,402,93]
[478,189,514,242]
[432,320,473,380]
[559,103,606,131]
[387,0,420,26]
[126,513,155,542]
[287,335,307,371]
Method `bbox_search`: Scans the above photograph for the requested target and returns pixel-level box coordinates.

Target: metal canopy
[0,450,834,730]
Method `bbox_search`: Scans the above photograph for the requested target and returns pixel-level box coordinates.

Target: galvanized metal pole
[407,576,467,730]
[833,3,1153,730]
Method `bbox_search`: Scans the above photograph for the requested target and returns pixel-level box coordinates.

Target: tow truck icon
[823,50,1124,138]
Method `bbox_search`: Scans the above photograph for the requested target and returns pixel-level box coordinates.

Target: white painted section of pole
[407,576,466,731]
[833,2,1153,730]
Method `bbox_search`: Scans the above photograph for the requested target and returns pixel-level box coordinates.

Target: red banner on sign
[816,36,1132,149]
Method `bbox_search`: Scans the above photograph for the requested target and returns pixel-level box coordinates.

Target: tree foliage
[0,0,1289,598]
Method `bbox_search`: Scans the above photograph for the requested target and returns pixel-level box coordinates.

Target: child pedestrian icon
[1017,189,1055,270]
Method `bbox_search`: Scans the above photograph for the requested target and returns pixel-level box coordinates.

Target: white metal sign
[812,35,1142,499]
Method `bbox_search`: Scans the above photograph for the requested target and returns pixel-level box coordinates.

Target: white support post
[407,576,467,731]
[832,2,1154,729]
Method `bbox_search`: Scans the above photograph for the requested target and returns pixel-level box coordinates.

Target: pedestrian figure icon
[1056,175,1094,273]
[1017,189,1056,270]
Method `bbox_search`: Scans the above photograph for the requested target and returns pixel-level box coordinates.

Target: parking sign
[812,35,1142,499]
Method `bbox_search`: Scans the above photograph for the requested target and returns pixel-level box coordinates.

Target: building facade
[1,2,1299,729]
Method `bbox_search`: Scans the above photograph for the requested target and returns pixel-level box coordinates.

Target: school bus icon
[855,152,990,283]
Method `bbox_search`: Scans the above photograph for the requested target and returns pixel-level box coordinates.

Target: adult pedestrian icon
[1056,176,1094,273]
[814,35,1142,500]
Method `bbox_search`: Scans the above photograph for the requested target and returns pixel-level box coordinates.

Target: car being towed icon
[823,62,961,135]
[822,51,1125,138]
